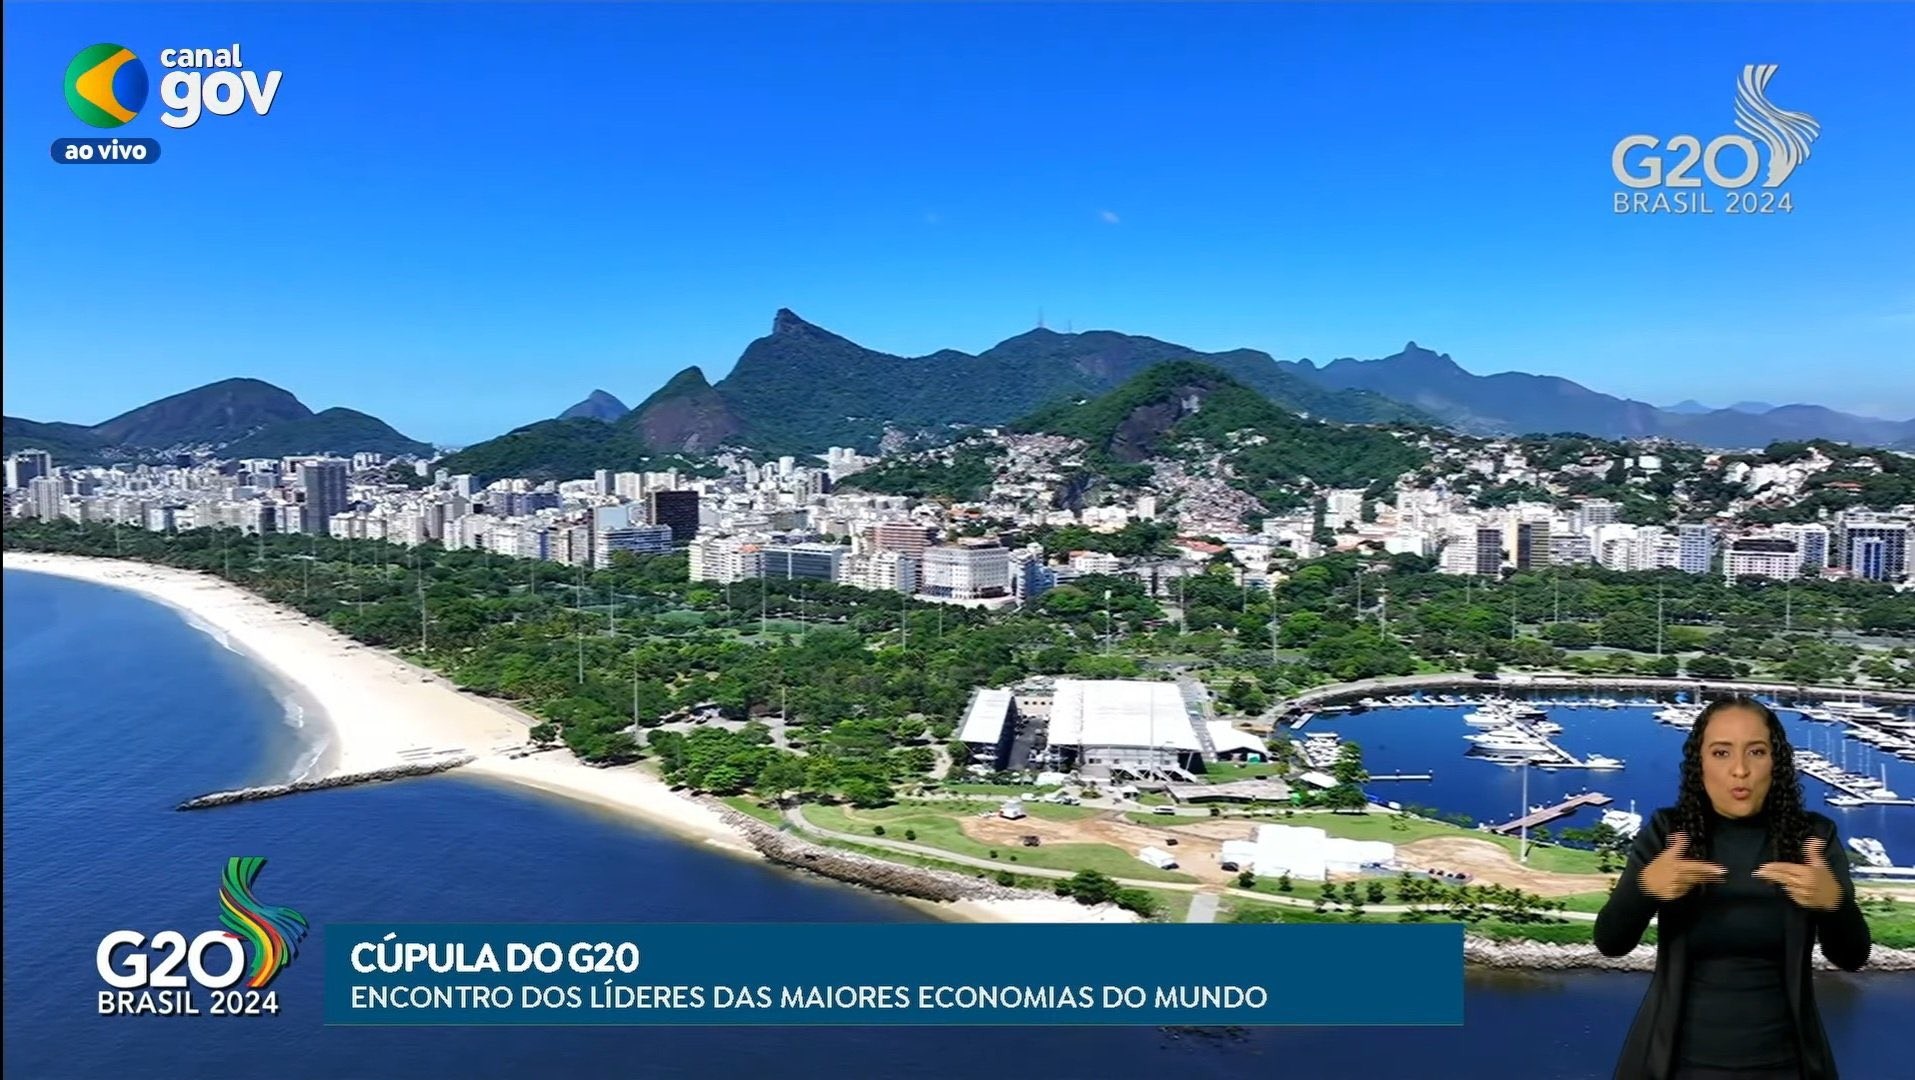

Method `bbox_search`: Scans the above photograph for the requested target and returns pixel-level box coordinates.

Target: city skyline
[6,3,1914,443]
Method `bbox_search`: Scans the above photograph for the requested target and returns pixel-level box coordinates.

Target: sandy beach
[2,553,1123,924]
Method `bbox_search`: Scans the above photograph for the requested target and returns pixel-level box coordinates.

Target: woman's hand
[1755,836,1844,911]
[1638,831,1727,901]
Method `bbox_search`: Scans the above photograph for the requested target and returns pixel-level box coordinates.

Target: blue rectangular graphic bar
[325,923,1462,1026]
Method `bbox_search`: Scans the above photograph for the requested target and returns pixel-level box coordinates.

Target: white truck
[1138,846,1180,870]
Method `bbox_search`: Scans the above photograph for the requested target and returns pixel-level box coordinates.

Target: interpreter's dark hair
[1673,695,1809,862]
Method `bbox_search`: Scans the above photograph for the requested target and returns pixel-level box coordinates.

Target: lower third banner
[325,923,1462,1026]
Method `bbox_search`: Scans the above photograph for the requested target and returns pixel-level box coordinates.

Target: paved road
[1185,893,1220,923]
[781,805,1602,922]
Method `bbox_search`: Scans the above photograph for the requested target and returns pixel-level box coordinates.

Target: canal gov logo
[64,44,148,128]
[95,857,308,1017]
[1612,64,1819,216]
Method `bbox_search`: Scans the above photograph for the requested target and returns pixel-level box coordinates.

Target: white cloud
[1098,209,1121,224]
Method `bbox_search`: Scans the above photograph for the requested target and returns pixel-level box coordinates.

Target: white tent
[1220,824,1394,882]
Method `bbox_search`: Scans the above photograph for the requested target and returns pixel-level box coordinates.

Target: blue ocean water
[1301,702,1915,859]
[4,570,1909,1080]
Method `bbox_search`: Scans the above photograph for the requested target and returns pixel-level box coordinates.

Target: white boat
[1466,736,1558,759]
[1826,702,1900,722]
[1536,754,1626,772]
[1655,705,1701,727]
[1464,708,1515,728]
[1848,837,1891,868]
[1534,721,1564,735]
[1601,803,1643,838]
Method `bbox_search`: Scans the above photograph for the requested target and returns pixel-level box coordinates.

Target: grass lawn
[1202,762,1283,782]
[939,783,1060,796]
[1136,792,1172,806]
[1223,900,1648,945]
[799,804,1196,883]
[719,796,786,827]
[813,838,1045,888]
[1560,890,1618,914]
[1860,897,1915,949]
[1144,890,1195,923]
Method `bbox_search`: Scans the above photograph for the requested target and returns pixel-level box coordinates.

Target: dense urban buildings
[6,425,1912,611]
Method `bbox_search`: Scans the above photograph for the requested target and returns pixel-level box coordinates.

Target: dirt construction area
[1395,837,1617,896]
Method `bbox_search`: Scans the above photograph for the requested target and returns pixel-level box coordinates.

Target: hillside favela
[6,308,1914,955]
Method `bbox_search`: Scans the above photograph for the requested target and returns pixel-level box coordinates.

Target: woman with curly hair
[1597,695,1873,1079]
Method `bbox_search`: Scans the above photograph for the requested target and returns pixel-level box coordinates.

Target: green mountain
[710,310,1427,452]
[625,366,743,454]
[222,408,434,459]
[557,389,630,422]
[2,417,112,460]
[5,378,433,465]
[435,418,655,483]
[88,378,313,448]
[1015,361,1428,510]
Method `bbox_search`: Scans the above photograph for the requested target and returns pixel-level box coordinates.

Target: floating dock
[1488,792,1613,835]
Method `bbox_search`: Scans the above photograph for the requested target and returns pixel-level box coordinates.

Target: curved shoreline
[1,553,1111,925]
[9,551,1911,950]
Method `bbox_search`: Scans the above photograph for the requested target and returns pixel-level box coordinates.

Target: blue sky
[5,2,1912,446]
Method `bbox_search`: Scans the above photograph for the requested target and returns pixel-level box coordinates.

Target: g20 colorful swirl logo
[95,858,308,1017]
[64,44,148,128]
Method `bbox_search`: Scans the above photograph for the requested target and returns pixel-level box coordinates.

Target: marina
[1284,694,1915,861]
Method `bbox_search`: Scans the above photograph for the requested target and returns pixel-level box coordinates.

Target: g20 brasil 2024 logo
[64,43,147,128]
[1611,64,1819,216]
[96,857,309,1017]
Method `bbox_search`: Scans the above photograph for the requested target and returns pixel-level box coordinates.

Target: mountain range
[2,378,433,462]
[10,313,1910,478]
[1283,344,1914,449]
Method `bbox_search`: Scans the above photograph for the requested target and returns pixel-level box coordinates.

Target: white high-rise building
[845,550,919,594]
[1677,524,1715,574]
[1773,523,1831,572]
[1724,537,1802,582]
[688,536,766,584]
[28,475,66,521]
[596,524,674,565]
[1578,498,1620,528]
[921,544,1012,600]
[1325,489,1365,529]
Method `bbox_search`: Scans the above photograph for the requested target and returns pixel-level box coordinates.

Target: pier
[1489,792,1612,835]
[1369,773,1434,782]
[177,755,475,810]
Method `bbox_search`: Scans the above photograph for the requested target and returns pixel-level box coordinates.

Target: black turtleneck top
[1674,806,1798,1071]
